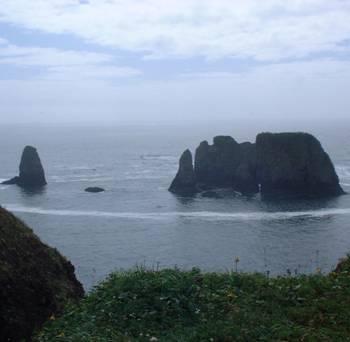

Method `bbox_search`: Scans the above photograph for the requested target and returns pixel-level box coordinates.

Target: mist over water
[1,120,350,290]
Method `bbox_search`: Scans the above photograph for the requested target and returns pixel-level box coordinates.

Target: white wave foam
[69,174,105,178]
[123,169,173,180]
[0,179,9,189]
[50,176,113,183]
[51,173,105,179]
[336,165,350,180]
[140,155,177,161]
[53,165,99,171]
[124,175,166,180]
[3,205,350,222]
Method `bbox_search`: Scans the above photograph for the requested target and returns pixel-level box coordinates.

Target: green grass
[36,257,350,341]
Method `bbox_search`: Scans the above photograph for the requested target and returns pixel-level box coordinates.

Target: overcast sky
[0,0,350,123]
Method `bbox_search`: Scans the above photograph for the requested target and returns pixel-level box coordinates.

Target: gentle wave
[3,205,350,221]
[54,174,104,178]
[50,176,113,183]
[140,154,177,161]
[0,179,9,190]
[123,175,168,180]
[336,165,350,180]
[53,165,104,171]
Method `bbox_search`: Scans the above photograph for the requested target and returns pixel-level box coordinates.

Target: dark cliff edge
[170,132,344,199]
[2,146,47,188]
[0,207,84,341]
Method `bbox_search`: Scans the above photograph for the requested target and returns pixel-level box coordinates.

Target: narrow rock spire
[169,149,197,194]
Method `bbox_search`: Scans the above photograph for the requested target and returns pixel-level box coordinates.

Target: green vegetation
[36,258,350,341]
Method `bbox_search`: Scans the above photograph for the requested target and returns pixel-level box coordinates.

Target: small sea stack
[85,187,105,193]
[169,149,197,194]
[2,146,47,188]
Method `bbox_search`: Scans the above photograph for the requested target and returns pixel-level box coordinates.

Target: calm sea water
[1,120,350,290]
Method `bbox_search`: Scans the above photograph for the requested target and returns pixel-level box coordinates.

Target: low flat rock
[85,187,105,193]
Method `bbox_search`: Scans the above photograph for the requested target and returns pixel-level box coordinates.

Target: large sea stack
[0,206,84,341]
[195,136,242,188]
[169,132,344,199]
[233,142,259,194]
[256,132,344,198]
[169,149,197,194]
[194,136,258,194]
[2,146,47,188]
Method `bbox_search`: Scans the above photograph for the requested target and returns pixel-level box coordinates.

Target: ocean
[1,120,350,290]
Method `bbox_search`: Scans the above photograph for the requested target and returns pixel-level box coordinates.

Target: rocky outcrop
[334,257,350,273]
[169,149,197,194]
[85,187,105,193]
[195,136,243,188]
[233,142,259,194]
[2,146,47,188]
[2,176,20,185]
[0,206,84,341]
[169,132,343,199]
[256,132,344,198]
[171,136,258,195]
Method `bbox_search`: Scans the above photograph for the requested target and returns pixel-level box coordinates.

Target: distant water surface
[1,120,350,290]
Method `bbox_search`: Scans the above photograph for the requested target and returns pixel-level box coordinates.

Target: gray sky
[0,0,350,123]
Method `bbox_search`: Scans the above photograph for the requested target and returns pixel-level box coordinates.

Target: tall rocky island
[256,133,344,198]
[2,146,47,188]
[169,149,197,193]
[0,207,84,341]
[170,132,344,199]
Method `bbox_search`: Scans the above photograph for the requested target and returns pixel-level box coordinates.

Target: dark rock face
[2,176,20,185]
[194,136,258,194]
[18,146,47,187]
[195,136,243,188]
[85,187,105,193]
[256,132,344,198]
[169,132,343,199]
[2,146,47,188]
[169,149,197,194]
[0,207,84,341]
[233,142,259,194]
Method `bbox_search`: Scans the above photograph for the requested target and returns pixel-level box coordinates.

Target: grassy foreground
[36,258,350,341]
